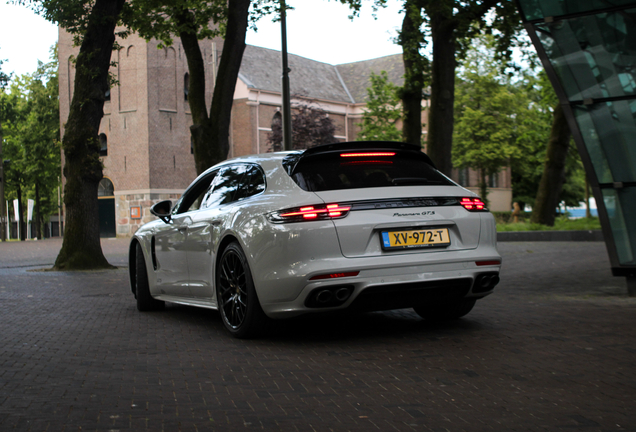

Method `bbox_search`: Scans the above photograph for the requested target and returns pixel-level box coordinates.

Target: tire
[216,242,268,338]
[413,298,476,321]
[135,243,165,311]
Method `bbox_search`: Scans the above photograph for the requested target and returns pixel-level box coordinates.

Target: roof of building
[239,45,404,104]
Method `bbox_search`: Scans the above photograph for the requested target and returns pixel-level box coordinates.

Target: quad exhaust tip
[306,286,353,308]
[473,273,500,294]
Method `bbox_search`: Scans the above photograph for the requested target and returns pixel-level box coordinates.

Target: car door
[153,171,217,297]
[186,164,250,299]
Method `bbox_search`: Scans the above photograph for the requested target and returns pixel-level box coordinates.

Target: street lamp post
[0,158,4,241]
[280,0,293,151]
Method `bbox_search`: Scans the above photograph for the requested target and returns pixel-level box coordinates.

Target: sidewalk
[0,237,130,269]
[1,239,634,431]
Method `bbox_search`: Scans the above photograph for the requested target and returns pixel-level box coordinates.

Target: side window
[174,171,217,214]
[203,165,248,208]
[236,165,266,201]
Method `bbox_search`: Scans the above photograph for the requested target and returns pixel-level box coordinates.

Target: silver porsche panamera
[129,141,501,338]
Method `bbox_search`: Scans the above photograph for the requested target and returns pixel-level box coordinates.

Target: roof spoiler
[299,141,437,169]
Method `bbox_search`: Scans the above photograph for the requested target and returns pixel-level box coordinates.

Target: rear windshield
[288,152,454,192]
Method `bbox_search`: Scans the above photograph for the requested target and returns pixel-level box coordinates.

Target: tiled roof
[239,45,403,104]
[336,54,404,103]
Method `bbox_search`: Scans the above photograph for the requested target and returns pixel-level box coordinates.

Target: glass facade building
[517,0,636,290]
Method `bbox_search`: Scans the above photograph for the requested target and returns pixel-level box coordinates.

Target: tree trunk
[180,0,250,175]
[479,169,489,209]
[530,103,571,226]
[0,118,4,242]
[17,183,25,241]
[54,0,125,270]
[426,18,457,176]
[35,182,42,240]
[400,0,426,147]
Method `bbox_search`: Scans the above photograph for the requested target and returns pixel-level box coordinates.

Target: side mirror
[150,200,173,224]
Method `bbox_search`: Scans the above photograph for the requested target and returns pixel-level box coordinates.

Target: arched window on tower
[99,133,108,157]
[98,178,114,197]
[184,73,189,101]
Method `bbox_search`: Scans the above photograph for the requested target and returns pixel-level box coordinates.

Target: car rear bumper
[257,248,501,319]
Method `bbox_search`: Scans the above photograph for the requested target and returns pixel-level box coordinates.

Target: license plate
[381,228,450,250]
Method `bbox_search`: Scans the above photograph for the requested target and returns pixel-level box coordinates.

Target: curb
[497,230,604,242]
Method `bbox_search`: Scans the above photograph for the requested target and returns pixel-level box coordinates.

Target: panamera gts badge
[393,211,435,217]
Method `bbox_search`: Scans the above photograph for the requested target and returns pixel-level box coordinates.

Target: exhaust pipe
[315,290,333,304]
[335,287,352,302]
[473,273,500,294]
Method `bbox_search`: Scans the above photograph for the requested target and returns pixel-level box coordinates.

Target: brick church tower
[58,28,223,237]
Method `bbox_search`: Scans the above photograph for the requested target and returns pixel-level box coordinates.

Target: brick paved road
[0,239,635,431]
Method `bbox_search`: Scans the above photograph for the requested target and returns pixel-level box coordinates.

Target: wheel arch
[128,238,141,296]
[215,233,240,276]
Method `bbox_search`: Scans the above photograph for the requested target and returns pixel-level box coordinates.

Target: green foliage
[496,215,601,232]
[511,71,586,210]
[453,34,586,210]
[452,35,521,205]
[267,100,335,150]
[124,0,277,48]
[508,72,553,209]
[357,71,402,142]
[0,57,10,88]
[0,46,60,229]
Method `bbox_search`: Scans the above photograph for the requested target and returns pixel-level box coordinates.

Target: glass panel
[176,171,217,214]
[204,165,248,208]
[98,178,114,197]
[291,153,452,192]
[573,101,636,183]
[602,187,636,265]
[236,165,266,201]
[535,9,636,101]
[519,0,636,21]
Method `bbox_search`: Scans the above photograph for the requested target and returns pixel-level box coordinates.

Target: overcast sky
[0,0,404,79]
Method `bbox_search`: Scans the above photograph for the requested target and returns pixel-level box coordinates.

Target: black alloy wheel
[135,243,165,311]
[216,242,267,338]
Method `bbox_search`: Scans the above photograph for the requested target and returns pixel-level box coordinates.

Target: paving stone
[0,239,635,431]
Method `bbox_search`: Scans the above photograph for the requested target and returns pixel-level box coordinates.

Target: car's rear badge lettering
[393,211,435,217]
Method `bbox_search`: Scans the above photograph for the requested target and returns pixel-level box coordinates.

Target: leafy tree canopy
[124,0,277,46]
[268,100,336,151]
[452,34,522,204]
[357,71,403,142]
[453,33,585,211]
[1,45,60,238]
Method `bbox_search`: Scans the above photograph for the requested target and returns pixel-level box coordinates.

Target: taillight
[476,260,501,266]
[268,203,351,223]
[340,152,395,157]
[309,271,359,280]
[460,197,487,212]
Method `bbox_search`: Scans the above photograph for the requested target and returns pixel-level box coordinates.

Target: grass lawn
[495,215,602,232]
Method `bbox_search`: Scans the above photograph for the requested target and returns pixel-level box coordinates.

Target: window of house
[184,73,189,101]
[99,133,108,157]
[489,172,499,188]
[457,168,469,187]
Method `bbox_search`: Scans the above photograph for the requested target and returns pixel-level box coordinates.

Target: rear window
[288,152,454,192]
